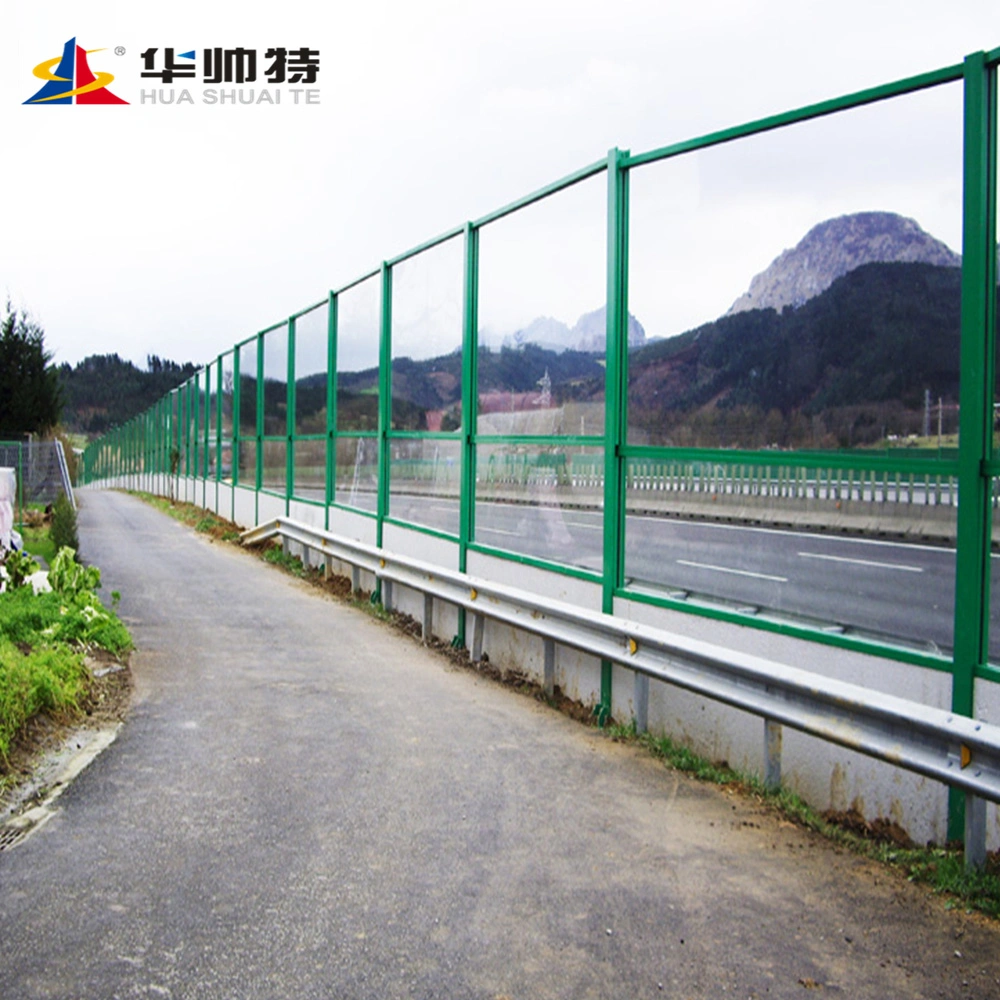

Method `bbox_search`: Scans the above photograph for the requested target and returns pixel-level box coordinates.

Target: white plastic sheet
[0,467,15,552]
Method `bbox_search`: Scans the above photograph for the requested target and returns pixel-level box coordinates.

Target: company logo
[24,38,127,105]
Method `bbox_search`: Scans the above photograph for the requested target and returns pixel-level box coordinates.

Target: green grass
[0,637,88,760]
[19,525,56,566]
[605,723,1000,920]
[261,543,306,576]
[0,550,133,767]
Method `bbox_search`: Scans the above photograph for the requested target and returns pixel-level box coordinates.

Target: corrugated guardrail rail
[244,516,1000,869]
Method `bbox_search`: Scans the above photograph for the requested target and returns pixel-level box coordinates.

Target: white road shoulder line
[675,559,788,583]
[797,551,923,572]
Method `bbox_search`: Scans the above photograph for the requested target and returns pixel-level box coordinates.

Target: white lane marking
[478,526,519,537]
[564,521,602,530]
[798,551,923,572]
[675,559,787,583]
[430,505,459,513]
[629,512,952,554]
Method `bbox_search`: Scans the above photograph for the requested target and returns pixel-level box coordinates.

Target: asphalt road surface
[388,494,966,656]
[3,489,999,999]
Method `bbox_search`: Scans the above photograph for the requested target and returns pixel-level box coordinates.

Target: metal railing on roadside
[243,515,1000,869]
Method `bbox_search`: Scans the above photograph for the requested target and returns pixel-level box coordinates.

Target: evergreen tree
[0,304,62,438]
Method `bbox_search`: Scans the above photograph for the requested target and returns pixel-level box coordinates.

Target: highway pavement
[388,494,966,657]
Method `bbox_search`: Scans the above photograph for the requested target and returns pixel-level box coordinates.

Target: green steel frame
[84,49,1000,831]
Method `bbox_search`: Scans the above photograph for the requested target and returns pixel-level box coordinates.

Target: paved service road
[2,490,999,999]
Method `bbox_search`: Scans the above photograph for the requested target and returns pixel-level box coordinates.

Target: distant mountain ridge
[727,212,961,316]
[505,306,646,353]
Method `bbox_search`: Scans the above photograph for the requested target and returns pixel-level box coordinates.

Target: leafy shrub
[48,547,101,597]
[50,492,79,553]
[3,550,40,590]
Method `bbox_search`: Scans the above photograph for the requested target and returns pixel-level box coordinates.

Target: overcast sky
[2,1,998,369]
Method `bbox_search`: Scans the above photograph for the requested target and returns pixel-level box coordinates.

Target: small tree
[50,491,79,554]
[0,304,62,438]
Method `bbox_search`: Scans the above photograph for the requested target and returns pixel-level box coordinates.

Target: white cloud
[0,0,997,367]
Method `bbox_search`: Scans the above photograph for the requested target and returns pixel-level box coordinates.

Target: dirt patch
[822,807,914,849]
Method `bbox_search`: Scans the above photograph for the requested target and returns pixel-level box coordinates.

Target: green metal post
[601,147,630,726]
[287,317,295,515]
[377,262,393,553]
[233,349,241,489]
[255,333,264,524]
[458,221,480,646]
[950,51,997,841]
[326,291,337,528]
[215,358,223,484]
[192,372,200,493]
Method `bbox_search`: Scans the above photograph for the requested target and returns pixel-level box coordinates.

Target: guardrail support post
[324,554,332,578]
[471,613,484,663]
[351,565,360,594]
[544,638,556,698]
[764,719,782,791]
[633,672,649,734]
[965,792,987,870]
[383,579,394,612]
[423,593,434,643]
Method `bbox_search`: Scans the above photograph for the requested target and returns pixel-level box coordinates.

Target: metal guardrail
[244,515,1000,868]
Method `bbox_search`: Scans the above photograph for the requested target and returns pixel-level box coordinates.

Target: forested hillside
[59,355,198,436]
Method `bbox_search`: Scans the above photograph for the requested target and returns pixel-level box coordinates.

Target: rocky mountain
[628,260,966,448]
[727,212,960,316]
[504,306,646,353]
[570,307,647,352]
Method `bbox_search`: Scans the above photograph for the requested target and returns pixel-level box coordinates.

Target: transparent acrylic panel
[186,380,198,476]
[389,437,461,535]
[624,454,957,656]
[261,439,286,496]
[238,339,258,436]
[207,361,218,478]
[237,438,256,487]
[337,276,381,432]
[262,323,289,437]
[196,370,208,477]
[477,174,607,436]
[221,352,235,482]
[475,443,604,572]
[391,235,464,431]
[295,302,329,435]
[628,82,963,451]
[990,480,1000,665]
[293,438,326,501]
[335,435,378,512]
